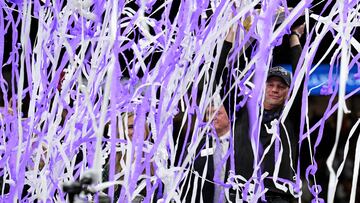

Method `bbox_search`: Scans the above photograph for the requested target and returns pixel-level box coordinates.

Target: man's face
[125,115,149,141]
[264,77,289,110]
[206,105,230,137]
[126,115,135,141]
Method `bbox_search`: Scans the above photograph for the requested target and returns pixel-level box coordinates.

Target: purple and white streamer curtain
[0,0,359,202]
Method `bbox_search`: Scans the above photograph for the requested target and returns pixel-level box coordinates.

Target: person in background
[181,101,234,203]
[102,112,156,203]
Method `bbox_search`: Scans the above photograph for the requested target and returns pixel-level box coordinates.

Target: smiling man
[214,20,305,202]
[264,66,292,111]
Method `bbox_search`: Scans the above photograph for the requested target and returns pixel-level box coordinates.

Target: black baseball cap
[267,66,292,87]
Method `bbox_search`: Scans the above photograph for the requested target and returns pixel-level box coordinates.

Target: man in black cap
[264,66,292,111]
[262,65,293,126]
[258,65,299,203]
[214,21,305,202]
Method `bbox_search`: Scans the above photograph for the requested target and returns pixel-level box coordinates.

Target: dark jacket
[181,134,234,203]
[217,40,303,200]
